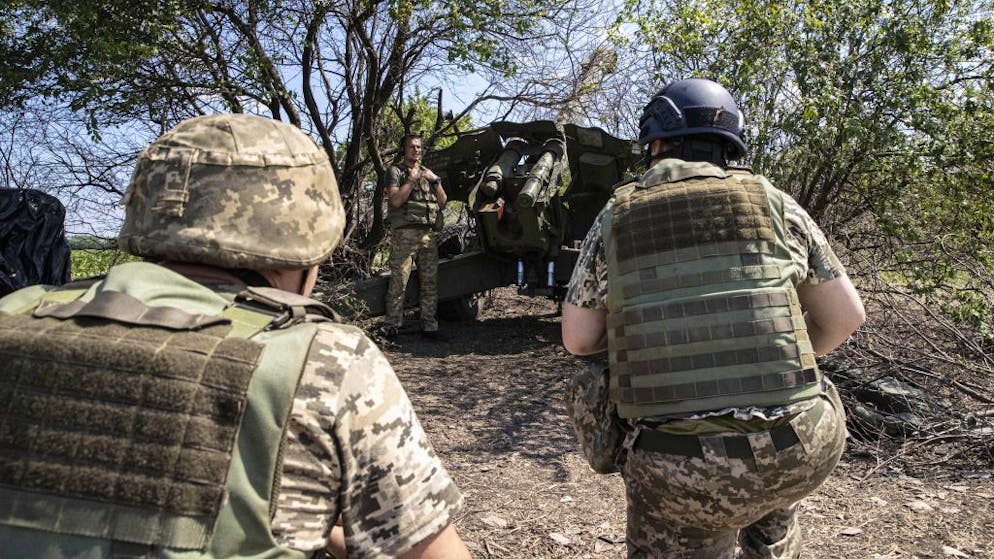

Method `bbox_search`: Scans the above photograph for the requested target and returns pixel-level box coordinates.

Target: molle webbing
[611,181,775,268]
[0,307,262,548]
[618,259,782,298]
[608,291,802,342]
[605,172,821,417]
[615,368,818,406]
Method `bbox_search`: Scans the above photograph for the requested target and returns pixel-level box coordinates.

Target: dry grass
[381,288,994,558]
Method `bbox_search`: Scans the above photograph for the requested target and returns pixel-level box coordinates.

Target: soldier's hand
[422,168,439,183]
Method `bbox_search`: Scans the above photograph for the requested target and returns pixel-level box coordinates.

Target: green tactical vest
[387,163,439,229]
[0,262,337,559]
[602,160,823,419]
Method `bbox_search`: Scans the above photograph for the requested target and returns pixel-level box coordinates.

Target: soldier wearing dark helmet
[562,79,866,558]
[0,114,470,559]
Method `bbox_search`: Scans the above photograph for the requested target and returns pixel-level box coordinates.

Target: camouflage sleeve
[385,165,404,189]
[565,203,610,310]
[782,195,846,285]
[272,324,463,557]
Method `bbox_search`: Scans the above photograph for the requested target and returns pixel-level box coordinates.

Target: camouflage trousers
[621,382,847,559]
[385,226,438,331]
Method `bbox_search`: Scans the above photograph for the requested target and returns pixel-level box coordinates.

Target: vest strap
[33,290,230,330]
[608,291,798,329]
[616,240,778,275]
[614,367,818,404]
[614,316,800,352]
[620,264,784,299]
[616,343,807,376]
[232,286,339,330]
[0,487,212,549]
[219,305,278,339]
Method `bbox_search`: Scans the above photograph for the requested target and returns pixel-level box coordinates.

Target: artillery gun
[355,120,639,320]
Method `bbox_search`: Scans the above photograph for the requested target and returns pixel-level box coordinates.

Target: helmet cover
[119,114,344,269]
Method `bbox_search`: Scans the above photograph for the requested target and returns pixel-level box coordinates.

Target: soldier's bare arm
[562,207,610,355]
[399,523,470,559]
[797,275,865,355]
[782,195,865,355]
[562,303,607,355]
[326,518,469,559]
[423,168,447,209]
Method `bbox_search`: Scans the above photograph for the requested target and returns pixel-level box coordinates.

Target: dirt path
[381,289,994,558]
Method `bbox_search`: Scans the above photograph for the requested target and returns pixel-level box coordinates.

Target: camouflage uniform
[565,159,849,559]
[0,115,463,558]
[384,163,440,332]
[272,307,461,555]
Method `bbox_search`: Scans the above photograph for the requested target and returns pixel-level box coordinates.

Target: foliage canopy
[617,0,994,335]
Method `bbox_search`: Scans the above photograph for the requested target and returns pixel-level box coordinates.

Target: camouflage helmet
[119,114,344,269]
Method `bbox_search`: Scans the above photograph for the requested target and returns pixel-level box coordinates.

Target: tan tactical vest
[387,163,439,228]
[603,161,822,418]
[0,262,338,558]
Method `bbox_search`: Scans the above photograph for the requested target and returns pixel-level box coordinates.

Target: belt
[634,403,825,460]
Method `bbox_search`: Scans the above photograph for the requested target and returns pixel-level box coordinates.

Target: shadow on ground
[383,291,585,481]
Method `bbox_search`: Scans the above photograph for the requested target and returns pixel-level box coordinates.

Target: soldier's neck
[159,262,247,290]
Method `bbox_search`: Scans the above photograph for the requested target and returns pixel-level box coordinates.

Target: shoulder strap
[7,277,336,339]
[26,283,281,340]
[33,290,231,330]
[230,286,340,331]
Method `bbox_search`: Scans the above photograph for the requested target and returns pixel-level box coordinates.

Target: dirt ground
[379,288,994,559]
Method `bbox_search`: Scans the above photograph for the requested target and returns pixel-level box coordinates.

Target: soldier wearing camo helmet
[561,79,866,558]
[0,114,470,559]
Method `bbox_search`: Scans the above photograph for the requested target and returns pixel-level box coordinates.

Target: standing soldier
[561,79,866,558]
[382,134,448,341]
[0,114,470,559]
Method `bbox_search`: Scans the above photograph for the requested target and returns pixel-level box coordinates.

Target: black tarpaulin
[0,189,72,296]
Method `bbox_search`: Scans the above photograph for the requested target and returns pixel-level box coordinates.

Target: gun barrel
[516,138,565,208]
[481,139,526,197]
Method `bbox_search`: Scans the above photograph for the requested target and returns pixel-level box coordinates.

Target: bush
[70,249,139,279]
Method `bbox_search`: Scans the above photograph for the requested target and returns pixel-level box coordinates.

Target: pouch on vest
[567,361,626,474]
